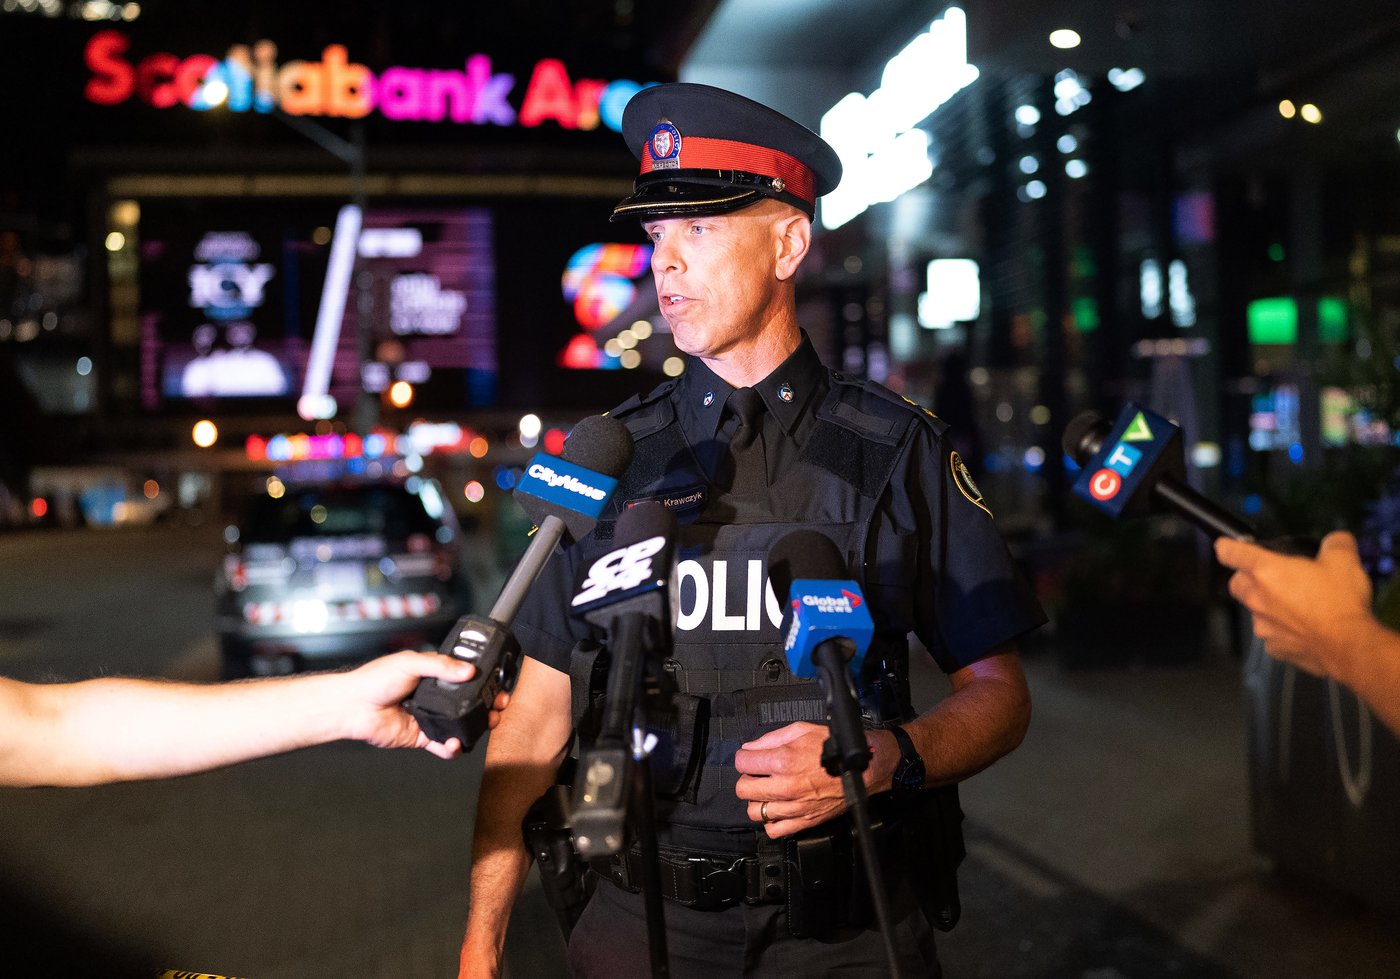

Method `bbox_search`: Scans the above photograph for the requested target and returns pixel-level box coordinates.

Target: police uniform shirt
[509,332,1045,679]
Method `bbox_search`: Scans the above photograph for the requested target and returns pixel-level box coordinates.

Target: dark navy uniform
[511,333,1045,976]
[500,80,1044,978]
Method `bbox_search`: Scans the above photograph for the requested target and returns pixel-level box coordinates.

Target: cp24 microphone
[406,414,635,750]
[1062,402,1257,541]
[769,530,874,776]
[568,501,678,858]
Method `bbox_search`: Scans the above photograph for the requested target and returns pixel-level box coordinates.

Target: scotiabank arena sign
[83,30,652,131]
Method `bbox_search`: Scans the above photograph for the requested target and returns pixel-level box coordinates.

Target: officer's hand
[734,721,884,838]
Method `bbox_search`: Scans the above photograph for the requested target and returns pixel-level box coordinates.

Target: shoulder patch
[950,450,993,517]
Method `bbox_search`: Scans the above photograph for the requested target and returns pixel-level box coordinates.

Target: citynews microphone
[1062,402,1257,542]
[769,530,875,776]
[569,501,678,858]
[406,414,635,750]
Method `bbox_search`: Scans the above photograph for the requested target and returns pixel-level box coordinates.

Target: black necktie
[719,387,767,494]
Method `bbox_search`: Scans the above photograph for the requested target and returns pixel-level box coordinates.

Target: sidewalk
[938,648,1400,978]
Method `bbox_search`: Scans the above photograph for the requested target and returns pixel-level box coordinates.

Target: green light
[1073,296,1100,332]
[1267,243,1286,262]
[1246,296,1349,345]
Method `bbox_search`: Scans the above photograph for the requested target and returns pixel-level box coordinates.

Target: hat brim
[610,180,766,223]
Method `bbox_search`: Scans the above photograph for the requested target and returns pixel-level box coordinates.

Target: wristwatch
[888,724,925,797]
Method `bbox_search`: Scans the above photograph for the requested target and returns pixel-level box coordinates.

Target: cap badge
[703,390,715,407]
[649,120,682,171]
[772,177,786,193]
[778,383,794,402]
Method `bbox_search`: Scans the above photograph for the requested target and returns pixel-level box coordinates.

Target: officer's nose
[651,235,684,275]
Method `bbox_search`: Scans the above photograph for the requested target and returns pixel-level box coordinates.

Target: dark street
[1,525,1397,977]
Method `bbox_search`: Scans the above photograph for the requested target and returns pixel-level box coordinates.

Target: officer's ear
[772,207,811,281]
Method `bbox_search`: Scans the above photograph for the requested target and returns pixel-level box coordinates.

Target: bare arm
[734,646,1030,836]
[0,650,480,788]
[459,655,574,979]
[1217,531,1400,737]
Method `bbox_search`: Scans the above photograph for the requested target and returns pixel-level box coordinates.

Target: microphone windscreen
[1061,411,1111,464]
[769,530,848,599]
[615,499,677,547]
[562,414,635,478]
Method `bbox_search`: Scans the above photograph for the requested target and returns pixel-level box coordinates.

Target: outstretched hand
[338,650,511,759]
[1215,531,1375,677]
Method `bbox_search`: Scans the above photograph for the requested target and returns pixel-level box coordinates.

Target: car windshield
[242,484,440,543]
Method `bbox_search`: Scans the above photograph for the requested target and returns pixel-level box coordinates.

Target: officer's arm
[460,655,574,979]
[870,644,1030,792]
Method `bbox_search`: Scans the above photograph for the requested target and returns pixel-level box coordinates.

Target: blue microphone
[1063,403,1255,540]
[769,530,873,775]
[406,414,634,750]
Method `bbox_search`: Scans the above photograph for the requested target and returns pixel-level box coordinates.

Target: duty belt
[608,845,789,910]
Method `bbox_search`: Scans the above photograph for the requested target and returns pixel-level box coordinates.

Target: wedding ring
[760,801,770,822]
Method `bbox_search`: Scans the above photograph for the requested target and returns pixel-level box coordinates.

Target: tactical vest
[575,370,948,843]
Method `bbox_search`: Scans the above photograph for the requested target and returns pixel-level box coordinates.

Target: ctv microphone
[1062,402,1256,541]
[769,530,874,776]
[569,501,678,859]
[406,414,635,750]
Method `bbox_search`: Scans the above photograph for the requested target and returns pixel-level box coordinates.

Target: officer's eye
[688,223,709,236]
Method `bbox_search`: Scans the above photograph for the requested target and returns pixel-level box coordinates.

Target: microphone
[1062,402,1256,541]
[769,530,874,775]
[406,414,635,750]
[569,501,678,858]
[768,531,903,978]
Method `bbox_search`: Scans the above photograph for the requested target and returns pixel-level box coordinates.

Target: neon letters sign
[84,30,651,131]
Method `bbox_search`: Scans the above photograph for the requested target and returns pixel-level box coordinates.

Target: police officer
[459,83,1046,978]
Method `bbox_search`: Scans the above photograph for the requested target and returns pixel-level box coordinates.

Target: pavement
[1,525,1398,977]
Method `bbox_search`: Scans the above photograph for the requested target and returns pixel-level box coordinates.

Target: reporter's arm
[0,650,478,788]
[459,655,574,978]
[1216,531,1400,737]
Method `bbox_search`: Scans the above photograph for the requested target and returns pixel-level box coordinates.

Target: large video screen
[137,194,675,416]
[138,200,497,413]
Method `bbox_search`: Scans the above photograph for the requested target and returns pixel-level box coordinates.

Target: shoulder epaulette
[605,379,677,439]
[823,371,949,442]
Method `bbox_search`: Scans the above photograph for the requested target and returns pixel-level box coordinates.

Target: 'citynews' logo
[526,463,607,501]
[573,535,665,607]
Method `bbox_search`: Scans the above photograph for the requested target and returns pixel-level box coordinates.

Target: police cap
[611,82,842,223]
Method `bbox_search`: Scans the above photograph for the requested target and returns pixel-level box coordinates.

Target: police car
[215,477,469,677]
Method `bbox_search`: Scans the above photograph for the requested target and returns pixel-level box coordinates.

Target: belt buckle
[690,855,746,909]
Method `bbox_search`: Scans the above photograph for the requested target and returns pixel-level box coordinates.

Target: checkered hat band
[641,136,816,205]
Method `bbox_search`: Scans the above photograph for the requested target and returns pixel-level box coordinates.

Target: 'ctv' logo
[1087,411,1155,501]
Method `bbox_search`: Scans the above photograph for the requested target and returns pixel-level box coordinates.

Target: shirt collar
[675,330,827,446]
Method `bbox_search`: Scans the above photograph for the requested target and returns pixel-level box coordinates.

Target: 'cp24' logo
[572,535,666,607]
